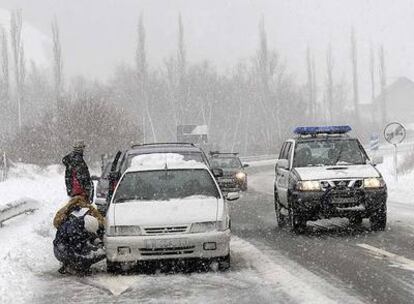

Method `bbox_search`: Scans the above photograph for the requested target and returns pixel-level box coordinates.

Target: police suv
[274,126,387,232]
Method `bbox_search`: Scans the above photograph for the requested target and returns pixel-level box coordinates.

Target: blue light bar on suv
[294,125,352,135]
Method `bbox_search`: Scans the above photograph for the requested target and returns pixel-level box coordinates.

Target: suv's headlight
[190,221,227,233]
[296,180,321,191]
[363,177,385,189]
[235,172,246,180]
[107,225,142,236]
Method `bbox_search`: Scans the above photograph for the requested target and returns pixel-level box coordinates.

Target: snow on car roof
[127,153,207,172]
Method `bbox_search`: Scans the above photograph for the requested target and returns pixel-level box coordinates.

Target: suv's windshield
[293,139,367,167]
[113,169,220,203]
[211,157,241,169]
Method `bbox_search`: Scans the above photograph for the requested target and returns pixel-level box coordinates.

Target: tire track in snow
[232,237,364,304]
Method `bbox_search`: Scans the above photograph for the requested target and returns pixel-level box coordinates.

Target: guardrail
[240,154,278,162]
[0,199,39,227]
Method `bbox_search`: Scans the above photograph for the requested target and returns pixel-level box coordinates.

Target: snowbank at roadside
[0,164,66,208]
[0,163,67,304]
[377,155,414,205]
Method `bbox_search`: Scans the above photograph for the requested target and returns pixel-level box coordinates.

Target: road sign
[384,122,406,182]
[177,124,208,144]
[370,134,380,151]
[384,122,406,145]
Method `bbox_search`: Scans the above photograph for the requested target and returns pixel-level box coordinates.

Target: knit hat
[73,140,86,152]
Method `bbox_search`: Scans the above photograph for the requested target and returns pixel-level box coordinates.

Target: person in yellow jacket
[54,196,105,229]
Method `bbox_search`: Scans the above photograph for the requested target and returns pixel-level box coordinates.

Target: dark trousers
[54,243,105,271]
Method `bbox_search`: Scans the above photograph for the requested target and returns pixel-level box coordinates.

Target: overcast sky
[1,0,414,101]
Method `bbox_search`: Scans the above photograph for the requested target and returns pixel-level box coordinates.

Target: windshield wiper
[333,145,345,165]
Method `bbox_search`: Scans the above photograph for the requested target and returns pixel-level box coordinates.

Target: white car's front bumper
[105,230,231,262]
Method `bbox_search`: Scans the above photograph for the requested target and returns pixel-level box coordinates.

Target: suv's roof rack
[209,151,239,156]
[131,142,196,149]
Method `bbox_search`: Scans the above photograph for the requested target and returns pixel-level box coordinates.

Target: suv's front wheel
[370,204,387,231]
[288,202,306,233]
[274,192,287,228]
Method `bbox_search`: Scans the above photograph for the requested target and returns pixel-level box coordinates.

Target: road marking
[357,243,414,272]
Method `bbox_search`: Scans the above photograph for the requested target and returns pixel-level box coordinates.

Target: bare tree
[177,13,186,124]
[136,13,156,142]
[306,46,315,121]
[326,44,334,122]
[379,45,387,127]
[369,43,376,125]
[10,10,25,130]
[1,27,9,104]
[350,27,360,126]
[164,55,179,135]
[257,16,271,148]
[51,16,63,110]
[311,51,317,121]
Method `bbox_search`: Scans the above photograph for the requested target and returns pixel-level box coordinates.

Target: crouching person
[53,196,106,275]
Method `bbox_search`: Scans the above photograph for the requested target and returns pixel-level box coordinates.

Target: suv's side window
[285,143,292,163]
[280,142,292,160]
[279,143,287,159]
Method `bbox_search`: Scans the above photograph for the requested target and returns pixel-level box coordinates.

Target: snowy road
[1,164,414,303]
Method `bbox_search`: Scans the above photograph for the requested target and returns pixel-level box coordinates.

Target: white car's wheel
[107,260,122,274]
[218,254,231,271]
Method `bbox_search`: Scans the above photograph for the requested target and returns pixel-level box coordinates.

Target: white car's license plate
[332,197,357,204]
[145,238,189,249]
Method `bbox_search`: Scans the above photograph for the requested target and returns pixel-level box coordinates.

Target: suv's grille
[139,246,195,256]
[321,179,363,190]
[144,226,188,235]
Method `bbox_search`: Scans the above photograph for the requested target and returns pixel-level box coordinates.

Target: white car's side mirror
[277,159,289,170]
[371,155,384,165]
[226,192,240,201]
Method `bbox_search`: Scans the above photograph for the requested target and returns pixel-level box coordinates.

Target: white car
[104,154,237,272]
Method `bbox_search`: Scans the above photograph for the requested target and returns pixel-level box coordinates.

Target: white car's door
[276,141,293,208]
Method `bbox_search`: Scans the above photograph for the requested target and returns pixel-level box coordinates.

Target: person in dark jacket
[62,141,93,201]
[53,206,105,275]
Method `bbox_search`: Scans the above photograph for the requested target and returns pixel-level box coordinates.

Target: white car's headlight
[190,221,227,233]
[363,177,385,189]
[107,225,142,236]
[235,172,246,180]
[296,180,321,191]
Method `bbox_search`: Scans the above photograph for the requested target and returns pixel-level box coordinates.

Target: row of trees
[0,11,388,164]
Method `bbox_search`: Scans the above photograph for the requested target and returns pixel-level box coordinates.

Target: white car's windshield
[113,169,220,202]
[293,139,367,167]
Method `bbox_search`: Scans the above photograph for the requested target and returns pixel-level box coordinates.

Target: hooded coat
[53,196,105,229]
[62,151,93,199]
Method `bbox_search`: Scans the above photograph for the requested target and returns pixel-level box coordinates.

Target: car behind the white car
[104,153,234,272]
